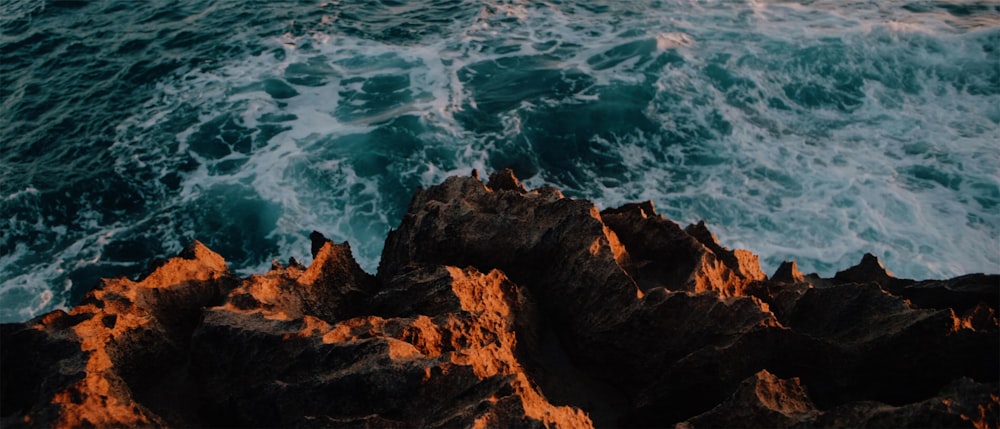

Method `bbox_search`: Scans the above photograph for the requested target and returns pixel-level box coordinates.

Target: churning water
[2,0,998,321]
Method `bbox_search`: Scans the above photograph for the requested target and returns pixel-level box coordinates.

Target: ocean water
[1,0,998,322]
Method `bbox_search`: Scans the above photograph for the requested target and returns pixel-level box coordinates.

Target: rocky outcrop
[1,242,236,428]
[2,170,997,428]
[681,371,998,429]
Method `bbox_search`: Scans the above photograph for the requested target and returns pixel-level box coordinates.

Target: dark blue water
[2,0,998,322]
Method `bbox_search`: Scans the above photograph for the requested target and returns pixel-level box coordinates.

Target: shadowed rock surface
[2,170,997,428]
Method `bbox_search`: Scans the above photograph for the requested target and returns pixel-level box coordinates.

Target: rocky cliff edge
[2,170,997,428]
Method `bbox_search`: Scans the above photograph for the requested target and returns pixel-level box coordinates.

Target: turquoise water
[1,0,998,322]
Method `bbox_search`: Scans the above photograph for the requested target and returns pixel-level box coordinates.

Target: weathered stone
[772,260,806,284]
[2,171,996,429]
[1,241,235,428]
[600,204,766,297]
[680,370,819,428]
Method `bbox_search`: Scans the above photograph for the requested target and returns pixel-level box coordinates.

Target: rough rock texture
[2,170,997,428]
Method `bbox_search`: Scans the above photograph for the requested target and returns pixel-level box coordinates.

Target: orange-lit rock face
[187,241,591,428]
[600,205,767,297]
[51,315,155,429]
[10,241,234,428]
[2,170,997,429]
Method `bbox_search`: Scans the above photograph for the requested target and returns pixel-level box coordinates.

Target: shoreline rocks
[2,170,997,428]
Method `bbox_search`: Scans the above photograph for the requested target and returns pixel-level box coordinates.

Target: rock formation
[2,170,997,428]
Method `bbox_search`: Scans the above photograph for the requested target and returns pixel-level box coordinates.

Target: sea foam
[1,0,997,322]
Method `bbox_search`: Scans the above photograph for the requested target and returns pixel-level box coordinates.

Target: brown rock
[680,370,819,428]
[772,260,806,284]
[191,263,590,427]
[810,377,999,429]
[685,220,768,284]
[2,171,996,429]
[1,241,236,428]
[833,253,908,289]
[486,167,527,193]
[894,274,1000,314]
[378,174,641,357]
[600,204,766,297]
[680,373,999,429]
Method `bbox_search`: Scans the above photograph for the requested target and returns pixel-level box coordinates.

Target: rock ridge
[2,170,997,428]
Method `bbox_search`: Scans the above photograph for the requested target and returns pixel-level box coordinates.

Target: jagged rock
[225,236,376,321]
[600,203,766,296]
[486,167,527,193]
[191,263,589,427]
[684,220,768,284]
[1,241,236,428]
[679,372,999,429]
[808,377,999,429]
[679,370,819,428]
[746,262,811,320]
[786,283,996,403]
[2,171,997,428]
[378,172,642,363]
[893,274,1000,314]
[772,260,806,284]
[833,253,911,290]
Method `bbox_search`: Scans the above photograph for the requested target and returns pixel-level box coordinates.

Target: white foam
[0,210,128,321]
[500,0,999,278]
[4,186,38,201]
[656,32,694,50]
[90,1,998,276]
[10,0,991,325]
[0,243,55,322]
